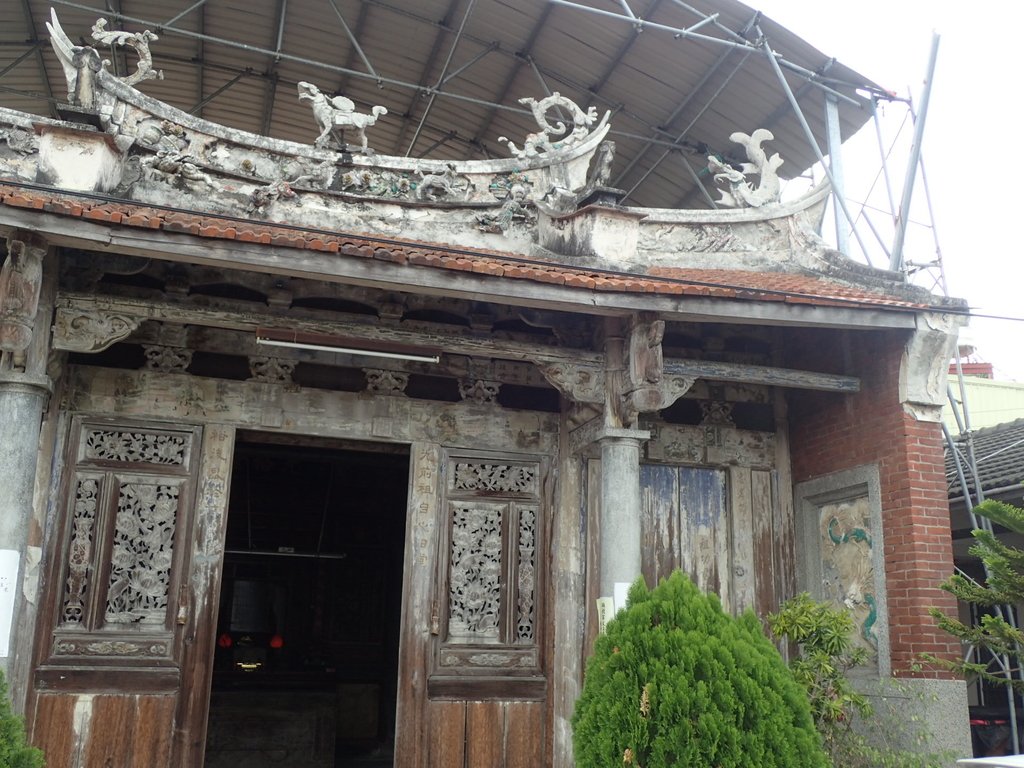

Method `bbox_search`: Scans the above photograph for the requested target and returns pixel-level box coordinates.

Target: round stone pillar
[598,429,649,606]
[0,372,50,673]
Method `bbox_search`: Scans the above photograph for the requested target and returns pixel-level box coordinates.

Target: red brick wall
[787,328,960,675]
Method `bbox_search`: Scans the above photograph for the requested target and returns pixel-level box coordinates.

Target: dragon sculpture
[500,93,600,159]
[297,82,388,151]
[46,9,162,103]
[706,128,784,208]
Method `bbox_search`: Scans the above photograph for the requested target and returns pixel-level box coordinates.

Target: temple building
[0,2,971,765]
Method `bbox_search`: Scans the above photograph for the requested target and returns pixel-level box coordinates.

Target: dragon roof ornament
[47,9,162,100]
[707,129,784,208]
[500,93,609,159]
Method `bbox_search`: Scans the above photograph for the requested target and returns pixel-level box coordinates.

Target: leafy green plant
[768,593,948,768]
[572,571,827,768]
[0,669,44,768]
[930,499,1024,690]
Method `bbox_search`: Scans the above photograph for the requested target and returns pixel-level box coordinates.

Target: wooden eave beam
[663,359,858,393]
[0,208,920,331]
[59,293,860,393]
[57,291,603,366]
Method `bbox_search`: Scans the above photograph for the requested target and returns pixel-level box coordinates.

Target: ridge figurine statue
[707,128,784,208]
[297,82,388,152]
[47,9,162,100]
[500,92,600,159]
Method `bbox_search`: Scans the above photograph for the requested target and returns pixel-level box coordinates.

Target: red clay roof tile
[0,183,942,313]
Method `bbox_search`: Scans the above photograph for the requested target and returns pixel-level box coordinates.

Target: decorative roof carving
[500,93,604,159]
[47,9,162,105]
[297,81,388,152]
[706,129,783,208]
[89,18,163,87]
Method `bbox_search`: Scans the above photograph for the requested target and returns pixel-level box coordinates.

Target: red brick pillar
[788,328,960,674]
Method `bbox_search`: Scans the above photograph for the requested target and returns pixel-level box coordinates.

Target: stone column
[598,317,650,609]
[0,233,53,680]
[598,428,649,605]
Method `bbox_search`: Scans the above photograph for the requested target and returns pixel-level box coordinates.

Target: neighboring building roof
[0,183,942,314]
[944,376,1024,432]
[947,418,1024,502]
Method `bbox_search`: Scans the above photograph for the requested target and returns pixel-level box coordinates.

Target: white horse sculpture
[297,81,387,151]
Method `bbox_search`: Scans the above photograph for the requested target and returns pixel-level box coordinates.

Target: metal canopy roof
[2,0,883,208]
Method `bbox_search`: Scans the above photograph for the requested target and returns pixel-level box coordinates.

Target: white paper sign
[613,581,631,616]
[0,549,19,658]
[596,597,615,634]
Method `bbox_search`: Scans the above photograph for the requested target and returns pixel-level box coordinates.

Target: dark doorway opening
[204,434,410,768]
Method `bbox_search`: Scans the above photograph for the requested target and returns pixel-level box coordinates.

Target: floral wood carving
[104,481,180,625]
[458,378,501,404]
[447,503,504,642]
[452,462,538,494]
[248,355,295,384]
[517,507,537,642]
[143,344,193,373]
[364,368,409,396]
[83,428,189,465]
[61,476,100,626]
[52,307,141,353]
[538,362,604,404]
[54,639,169,656]
[0,235,44,357]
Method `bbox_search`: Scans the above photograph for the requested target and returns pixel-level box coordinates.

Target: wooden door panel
[29,419,234,768]
[505,701,544,768]
[427,700,466,767]
[466,702,503,766]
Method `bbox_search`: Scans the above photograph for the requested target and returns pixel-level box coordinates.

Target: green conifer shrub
[571,571,828,768]
[0,670,44,768]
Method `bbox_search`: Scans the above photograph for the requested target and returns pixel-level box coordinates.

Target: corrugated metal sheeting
[1,0,882,207]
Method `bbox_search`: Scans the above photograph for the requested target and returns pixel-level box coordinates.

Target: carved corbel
[144,345,193,374]
[617,314,695,426]
[249,356,295,384]
[900,311,967,422]
[538,361,605,403]
[459,379,501,404]
[364,368,408,396]
[0,234,44,362]
[52,307,141,353]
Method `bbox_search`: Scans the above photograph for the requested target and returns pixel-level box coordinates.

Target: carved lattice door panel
[429,453,546,697]
[45,421,200,664]
[29,418,232,768]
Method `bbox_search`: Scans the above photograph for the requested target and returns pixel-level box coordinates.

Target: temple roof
[0,182,949,315]
[2,0,883,209]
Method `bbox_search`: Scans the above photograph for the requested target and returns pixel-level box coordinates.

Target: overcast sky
[750,1,1024,381]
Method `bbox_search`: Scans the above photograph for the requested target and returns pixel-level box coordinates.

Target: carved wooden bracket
[539,315,695,430]
[52,307,141,353]
[538,362,605,404]
[0,233,44,355]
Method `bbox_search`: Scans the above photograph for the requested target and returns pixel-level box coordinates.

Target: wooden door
[28,418,234,768]
[639,464,790,617]
[395,446,548,768]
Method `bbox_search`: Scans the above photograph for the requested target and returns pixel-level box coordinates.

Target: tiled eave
[0,183,958,325]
